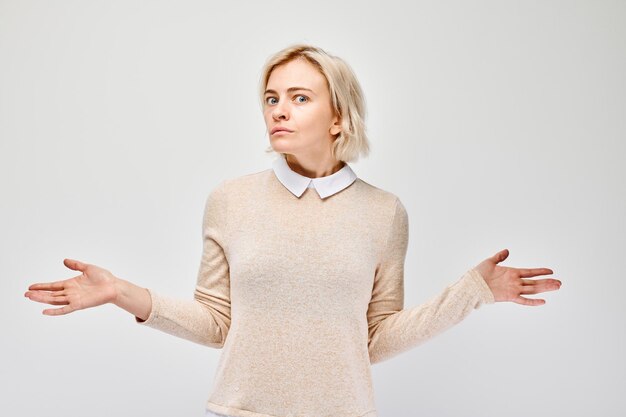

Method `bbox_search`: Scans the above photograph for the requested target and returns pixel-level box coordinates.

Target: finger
[489,248,509,264]
[27,281,67,291]
[64,258,88,272]
[521,278,562,288]
[513,295,545,306]
[520,282,562,295]
[25,291,69,306]
[43,305,75,316]
[518,268,554,278]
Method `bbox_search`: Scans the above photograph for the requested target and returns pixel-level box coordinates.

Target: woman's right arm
[24,255,231,349]
[25,183,233,348]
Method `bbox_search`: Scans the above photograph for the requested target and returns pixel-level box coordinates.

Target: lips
[271,127,294,134]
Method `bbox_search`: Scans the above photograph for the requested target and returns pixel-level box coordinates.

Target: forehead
[266,58,327,93]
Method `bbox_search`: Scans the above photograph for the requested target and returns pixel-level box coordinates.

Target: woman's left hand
[474,248,562,305]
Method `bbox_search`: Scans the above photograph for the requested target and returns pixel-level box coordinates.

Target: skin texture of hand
[24,258,117,315]
[474,248,562,305]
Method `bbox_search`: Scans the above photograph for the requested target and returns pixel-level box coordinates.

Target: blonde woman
[24,44,562,417]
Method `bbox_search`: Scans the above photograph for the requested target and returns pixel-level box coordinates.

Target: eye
[295,95,308,103]
[265,97,277,105]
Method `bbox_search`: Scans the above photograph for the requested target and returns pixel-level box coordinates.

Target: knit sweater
[135,165,495,417]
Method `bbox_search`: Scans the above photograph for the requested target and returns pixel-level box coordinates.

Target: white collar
[272,154,357,199]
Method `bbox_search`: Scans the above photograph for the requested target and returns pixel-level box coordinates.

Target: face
[263,58,341,160]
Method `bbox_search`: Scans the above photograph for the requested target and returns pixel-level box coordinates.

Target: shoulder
[201,168,272,224]
[353,179,409,256]
[211,168,273,195]
[353,178,404,212]
[223,168,272,188]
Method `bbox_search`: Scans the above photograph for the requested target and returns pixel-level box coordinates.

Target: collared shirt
[271,154,358,199]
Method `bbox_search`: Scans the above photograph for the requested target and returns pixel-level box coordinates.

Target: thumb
[64,258,88,272]
[489,248,509,264]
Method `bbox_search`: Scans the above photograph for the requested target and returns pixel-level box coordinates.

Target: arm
[132,182,232,349]
[366,198,495,364]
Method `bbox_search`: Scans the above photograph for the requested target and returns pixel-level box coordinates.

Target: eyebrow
[264,87,315,96]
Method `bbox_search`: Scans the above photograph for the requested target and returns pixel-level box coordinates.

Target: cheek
[297,107,325,129]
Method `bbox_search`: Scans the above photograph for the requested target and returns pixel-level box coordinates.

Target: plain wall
[1,0,624,416]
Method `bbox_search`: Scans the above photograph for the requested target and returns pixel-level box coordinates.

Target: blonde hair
[258,44,370,163]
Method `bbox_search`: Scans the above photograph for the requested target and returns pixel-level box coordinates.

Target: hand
[474,249,562,306]
[24,258,118,316]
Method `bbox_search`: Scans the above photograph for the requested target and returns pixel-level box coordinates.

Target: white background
[2,0,624,416]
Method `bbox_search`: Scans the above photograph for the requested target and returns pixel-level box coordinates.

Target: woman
[24,44,562,417]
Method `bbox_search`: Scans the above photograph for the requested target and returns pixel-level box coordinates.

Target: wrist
[111,276,152,321]
[111,276,124,306]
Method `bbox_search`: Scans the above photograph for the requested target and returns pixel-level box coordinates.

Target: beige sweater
[135,168,495,417]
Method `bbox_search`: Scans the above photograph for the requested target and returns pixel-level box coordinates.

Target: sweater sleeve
[134,182,232,349]
[366,197,495,364]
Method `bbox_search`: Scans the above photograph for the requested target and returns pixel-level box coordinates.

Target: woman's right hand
[24,258,118,316]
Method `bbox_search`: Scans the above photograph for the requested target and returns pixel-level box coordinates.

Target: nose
[272,100,289,121]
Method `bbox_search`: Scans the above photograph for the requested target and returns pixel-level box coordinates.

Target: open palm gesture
[474,249,562,305]
[24,258,117,316]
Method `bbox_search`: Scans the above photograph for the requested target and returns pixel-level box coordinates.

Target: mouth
[271,130,293,135]
[271,126,294,135]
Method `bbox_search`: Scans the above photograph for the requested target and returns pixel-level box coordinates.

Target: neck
[284,154,344,178]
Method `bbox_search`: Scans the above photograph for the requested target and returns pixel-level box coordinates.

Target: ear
[330,114,342,136]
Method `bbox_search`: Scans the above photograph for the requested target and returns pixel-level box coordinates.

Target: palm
[24,258,117,316]
[474,249,562,305]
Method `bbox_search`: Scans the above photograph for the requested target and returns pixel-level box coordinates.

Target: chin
[269,140,295,153]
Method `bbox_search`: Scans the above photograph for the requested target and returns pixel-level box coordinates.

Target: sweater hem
[205,401,377,417]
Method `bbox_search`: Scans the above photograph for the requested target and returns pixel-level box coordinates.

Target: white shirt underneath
[271,153,357,199]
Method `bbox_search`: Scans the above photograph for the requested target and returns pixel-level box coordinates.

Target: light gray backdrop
[1,0,624,416]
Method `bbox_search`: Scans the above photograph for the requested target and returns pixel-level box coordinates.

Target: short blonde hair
[258,44,370,163]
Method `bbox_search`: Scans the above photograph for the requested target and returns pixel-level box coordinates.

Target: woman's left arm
[366,198,563,365]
